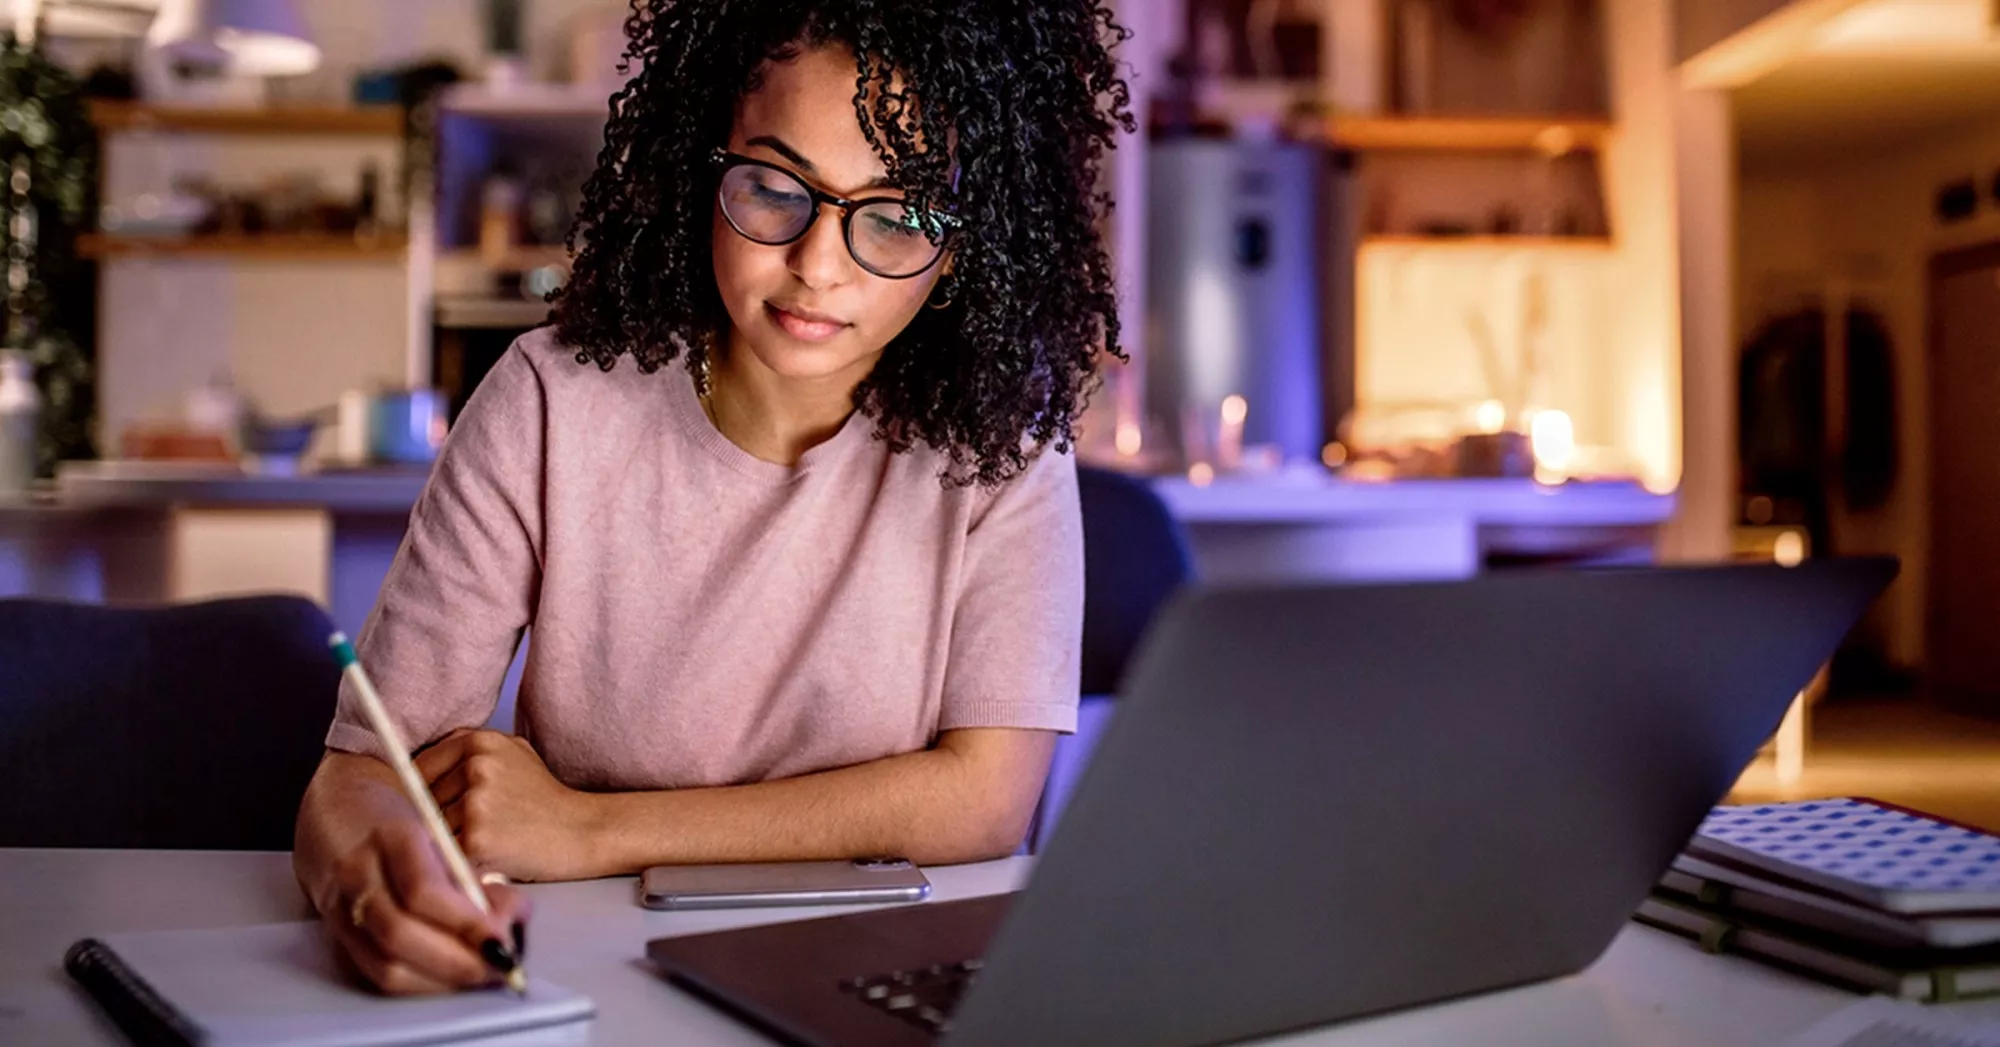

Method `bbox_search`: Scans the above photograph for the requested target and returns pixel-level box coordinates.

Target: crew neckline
[667,364,871,483]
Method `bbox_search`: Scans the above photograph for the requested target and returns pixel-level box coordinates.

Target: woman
[298,0,1144,999]
[293,0,1132,997]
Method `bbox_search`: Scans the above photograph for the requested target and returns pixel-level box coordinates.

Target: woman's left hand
[416,730,604,883]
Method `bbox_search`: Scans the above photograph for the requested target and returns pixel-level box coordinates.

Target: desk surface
[0,848,1953,1046]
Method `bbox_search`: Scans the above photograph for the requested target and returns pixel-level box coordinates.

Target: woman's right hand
[318,817,532,996]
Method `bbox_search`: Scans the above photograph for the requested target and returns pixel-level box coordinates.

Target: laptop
[647,560,1897,1047]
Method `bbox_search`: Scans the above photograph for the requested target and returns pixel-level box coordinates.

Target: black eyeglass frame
[710,149,958,280]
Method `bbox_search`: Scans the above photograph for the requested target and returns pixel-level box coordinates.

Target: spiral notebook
[65,922,594,1046]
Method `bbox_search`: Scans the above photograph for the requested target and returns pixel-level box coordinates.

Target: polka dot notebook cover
[1691,799,2000,915]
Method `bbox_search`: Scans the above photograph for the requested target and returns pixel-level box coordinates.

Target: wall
[1678,0,1801,60]
[1669,84,1736,563]
[1354,0,1685,494]
[1737,115,2000,668]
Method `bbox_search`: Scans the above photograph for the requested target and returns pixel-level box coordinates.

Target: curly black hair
[551,0,1134,487]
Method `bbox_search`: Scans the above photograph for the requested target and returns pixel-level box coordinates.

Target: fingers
[321,822,521,996]
[430,761,474,810]
[325,834,501,997]
[413,729,480,785]
[347,879,501,991]
[482,880,533,961]
[381,822,513,945]
[327,910,460,997]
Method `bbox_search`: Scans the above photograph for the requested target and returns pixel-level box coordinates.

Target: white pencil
[329,632,528,996]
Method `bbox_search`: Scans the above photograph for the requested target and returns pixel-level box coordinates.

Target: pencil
[328,632,529,997]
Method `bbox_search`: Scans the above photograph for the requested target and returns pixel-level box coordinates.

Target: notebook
[1636,892,2000,1002]
[1691,799,2000,915]
[65,922,595,1047]
[1663,855,2000,949]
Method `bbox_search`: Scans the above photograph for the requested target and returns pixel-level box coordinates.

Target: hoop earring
[927,274,957,311]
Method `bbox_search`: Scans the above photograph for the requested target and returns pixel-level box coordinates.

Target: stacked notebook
[1638,797,2000,1003]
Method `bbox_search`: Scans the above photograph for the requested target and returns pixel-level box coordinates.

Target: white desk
[0,847,1957,1046]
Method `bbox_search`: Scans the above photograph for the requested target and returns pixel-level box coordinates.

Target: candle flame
[1115,421,1142,457]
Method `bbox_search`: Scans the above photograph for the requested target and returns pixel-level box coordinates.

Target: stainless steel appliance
[1146,138,1352,466]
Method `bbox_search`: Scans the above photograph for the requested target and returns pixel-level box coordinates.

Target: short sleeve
[936,449,1084,734]
[324,341,548,758]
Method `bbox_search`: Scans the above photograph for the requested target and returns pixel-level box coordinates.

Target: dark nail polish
[481,938,519,974]
[511,921,526,961]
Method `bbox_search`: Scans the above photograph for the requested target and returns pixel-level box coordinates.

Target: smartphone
[638,858,931,911]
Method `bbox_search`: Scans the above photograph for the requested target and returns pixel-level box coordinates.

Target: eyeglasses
[712,149,956,280]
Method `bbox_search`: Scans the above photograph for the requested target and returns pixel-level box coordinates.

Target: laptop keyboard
[841,958,983,1034]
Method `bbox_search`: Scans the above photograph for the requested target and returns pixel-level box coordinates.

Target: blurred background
[0,0,1996,823]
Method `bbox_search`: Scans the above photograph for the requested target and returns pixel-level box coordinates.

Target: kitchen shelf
[1326,115,1613,154]
[435,296,553,329]
[89,102,404,136]
[1362,235,1615,251]
[438,83,615,120]
[79,232,410,261]
[438,246,574,272]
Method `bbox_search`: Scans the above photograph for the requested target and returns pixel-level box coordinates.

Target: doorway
[1927,242,2000,705]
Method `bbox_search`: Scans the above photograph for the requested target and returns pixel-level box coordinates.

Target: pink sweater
[326,328,1083,790]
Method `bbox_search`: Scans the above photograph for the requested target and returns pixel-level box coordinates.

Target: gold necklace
[694,352,719,427]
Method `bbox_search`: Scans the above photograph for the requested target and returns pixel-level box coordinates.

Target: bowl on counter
[239,414,321,475]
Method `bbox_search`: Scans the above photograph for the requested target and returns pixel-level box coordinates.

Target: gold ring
[348,888,377,929]
[478,871,511,888]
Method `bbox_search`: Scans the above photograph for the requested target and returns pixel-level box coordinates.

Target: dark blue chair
[0,595,340,850]
[1031,466,1195,850]
[1076,466,1198,697]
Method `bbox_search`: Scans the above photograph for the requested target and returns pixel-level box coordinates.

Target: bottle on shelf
[478,162,524,270]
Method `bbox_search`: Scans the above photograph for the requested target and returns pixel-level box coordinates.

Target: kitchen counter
[1154,473,1673,582]
[51,462,431,513]
[2,464,428,632]
[1156,474,1672,526]
[42,462,1671,526]
[3,465,1678,623]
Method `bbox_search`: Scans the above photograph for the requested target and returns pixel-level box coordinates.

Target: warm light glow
[1529,409,1575,480]
[1321,442,1348,468]
[1774,530,1806,568]
[1534,125,1578,158]
[1472,399,1507,435]
[1775,692,1807,787]
[1817,0,1992,51]
[1188,462,1215,487]
[1114,421,1142,457]
[1220,395,1248,427]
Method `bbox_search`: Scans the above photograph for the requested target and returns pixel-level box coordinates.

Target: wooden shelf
[79,232,409,261]
[1363,235,1615,251]
[439,246,573,272]
[89,102,403,137]
[438,84,614,120]
[1327,115,1613,154]
[435,297,553,330]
